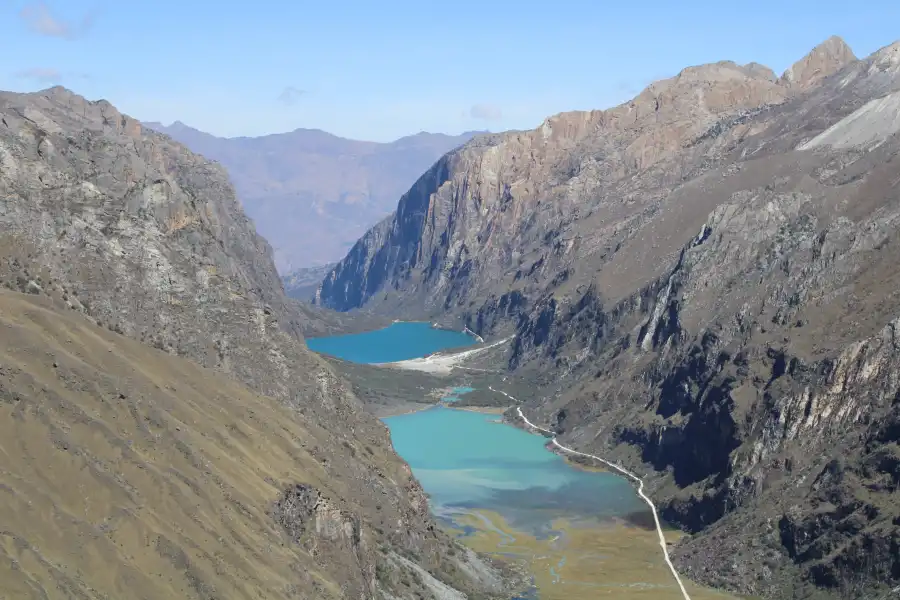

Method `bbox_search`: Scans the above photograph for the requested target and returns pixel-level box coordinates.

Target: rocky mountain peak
[26,85,143,137]
[39,84,75,98]
[630,59,787,121]
[780,35,857,90]
[533,58,789,150]
[741,62,778,81]
[504,54,793,156]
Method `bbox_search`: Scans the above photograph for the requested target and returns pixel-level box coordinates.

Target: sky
[1,1,898,142]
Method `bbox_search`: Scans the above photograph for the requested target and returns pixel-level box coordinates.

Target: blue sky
[1,1,898,142]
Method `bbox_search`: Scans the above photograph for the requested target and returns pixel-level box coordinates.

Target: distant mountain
[142,121,483,271]
[283,262,336,301]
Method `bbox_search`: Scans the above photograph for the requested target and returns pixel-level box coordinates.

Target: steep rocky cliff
[0,86,507,599]
[317,39,857,315]
[316,37,900,599]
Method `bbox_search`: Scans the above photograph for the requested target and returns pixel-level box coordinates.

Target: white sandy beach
[371,336,513,375]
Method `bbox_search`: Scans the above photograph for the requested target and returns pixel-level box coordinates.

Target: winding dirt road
[488,386,692,600]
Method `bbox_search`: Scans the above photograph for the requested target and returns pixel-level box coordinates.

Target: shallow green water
[443,386,474,402]
[305,321,474,363]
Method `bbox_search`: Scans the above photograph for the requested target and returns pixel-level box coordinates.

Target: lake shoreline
[307,321,477,364]
[376,402,511,418]
[373,336,513,374]
[312,324,738,600]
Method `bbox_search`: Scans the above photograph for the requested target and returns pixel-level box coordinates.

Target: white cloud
[19,2,95,40]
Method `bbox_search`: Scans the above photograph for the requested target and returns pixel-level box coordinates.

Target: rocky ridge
[0,86,509,599]
[316,37,900,599]
[315,39,848,314]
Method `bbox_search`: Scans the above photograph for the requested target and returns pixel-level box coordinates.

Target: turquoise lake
[305,321,475,363]
[385,407,645,531]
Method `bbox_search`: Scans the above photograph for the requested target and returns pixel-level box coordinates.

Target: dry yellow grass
[0,290,353,599]
[451,509,747,600]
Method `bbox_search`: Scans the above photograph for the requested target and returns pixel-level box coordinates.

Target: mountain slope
[143,121,482,270]
[0,290,416,599]
[315,37,900,599]
[0,86,507,599]
[314,54,803,313]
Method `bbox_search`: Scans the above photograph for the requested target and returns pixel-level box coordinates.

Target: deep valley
[2,15,899,600]
[314,36,900,600]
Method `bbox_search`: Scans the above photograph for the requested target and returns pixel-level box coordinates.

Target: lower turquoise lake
[384,407,645,531]
[305,321,475,363]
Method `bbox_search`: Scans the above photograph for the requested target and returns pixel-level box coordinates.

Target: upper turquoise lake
[305,321,475,363]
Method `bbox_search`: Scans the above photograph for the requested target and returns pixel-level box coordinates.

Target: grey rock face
[316,58,795,313]
[316,37,900,599]
[0,85,505,599]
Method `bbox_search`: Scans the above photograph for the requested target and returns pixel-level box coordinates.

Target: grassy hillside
[0,290,453,599]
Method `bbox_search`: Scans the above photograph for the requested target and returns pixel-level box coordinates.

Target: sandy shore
[372,402,436,418]
[448,405,508,415]
[373,336,513,375]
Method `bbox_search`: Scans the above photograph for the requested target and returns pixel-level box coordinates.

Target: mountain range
[315,36,900,599]
[4,28,900,600]
[142,120,482,272]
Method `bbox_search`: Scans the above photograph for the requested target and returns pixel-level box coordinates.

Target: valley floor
[324,339,752,600]
[447,509,750,600]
